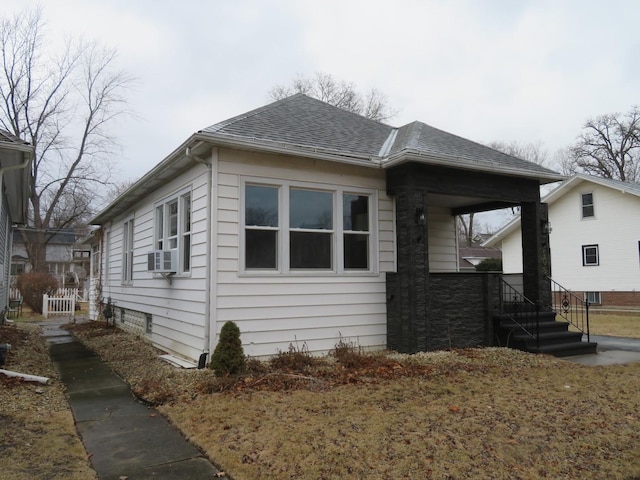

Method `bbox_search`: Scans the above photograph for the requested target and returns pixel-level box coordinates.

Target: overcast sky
[5,0,640,189]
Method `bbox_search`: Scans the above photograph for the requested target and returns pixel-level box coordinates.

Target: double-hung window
[122,217,134,284]
[581,193,594,218]
[154,190,192,274]
[243,180,375,273]
[582,244,599,266]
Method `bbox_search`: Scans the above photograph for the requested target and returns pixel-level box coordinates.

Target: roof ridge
[202,94,306,133]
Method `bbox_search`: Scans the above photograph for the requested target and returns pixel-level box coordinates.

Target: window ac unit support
[160,272,174,285]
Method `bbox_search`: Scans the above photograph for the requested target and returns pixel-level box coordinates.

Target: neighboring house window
[154,190,192,274]
[122,218,134,283]
[584,291,601,304]
[10,263,25,276]
[242,180,375,273]
[582,244,599,266]
[581,193,594,218]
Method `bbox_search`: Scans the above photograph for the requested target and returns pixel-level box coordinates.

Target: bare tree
[0,7,132,270]
[568,106,640,182]
[457,213,475,248]
[269,72,397,122]
[488,140,550,168]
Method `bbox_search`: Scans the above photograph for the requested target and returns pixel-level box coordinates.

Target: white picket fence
[42,288,78,318]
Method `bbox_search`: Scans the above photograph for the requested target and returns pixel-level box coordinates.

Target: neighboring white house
[485,174,640,308]
[0,129,31,312]
[88,94,561,364]
[11,230,90,288]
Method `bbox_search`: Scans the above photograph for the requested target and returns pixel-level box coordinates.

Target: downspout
[186,146,215,368]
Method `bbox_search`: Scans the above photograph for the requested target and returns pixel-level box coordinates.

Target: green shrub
[209,321,246,376]
[475,258,502,272]
[16,271,59,314]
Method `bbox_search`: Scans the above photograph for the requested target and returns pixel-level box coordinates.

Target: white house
[0,129,31,313]
[88,94,562,364]
[485,174,640,308]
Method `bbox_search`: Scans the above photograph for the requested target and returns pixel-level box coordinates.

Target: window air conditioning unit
[147,250,177,273]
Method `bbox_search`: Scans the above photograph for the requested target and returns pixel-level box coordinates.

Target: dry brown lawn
[64,321,640,480]
[3,312,640,480]
[588,312,640,338]
[0,323,96,480]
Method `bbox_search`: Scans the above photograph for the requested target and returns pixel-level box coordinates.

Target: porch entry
[385,162,552,354]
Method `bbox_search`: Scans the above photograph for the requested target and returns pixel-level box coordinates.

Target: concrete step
[532,341,598,357]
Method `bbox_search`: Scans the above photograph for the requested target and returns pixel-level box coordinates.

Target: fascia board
[382,150,566,184]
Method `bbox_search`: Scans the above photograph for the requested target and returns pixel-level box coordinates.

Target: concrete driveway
[565,335,640,366]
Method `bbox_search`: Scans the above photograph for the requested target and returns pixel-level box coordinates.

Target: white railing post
[43,294,49,319]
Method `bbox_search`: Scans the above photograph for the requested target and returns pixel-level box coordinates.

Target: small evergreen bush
[209,321,246,376]
[16,271,59,314]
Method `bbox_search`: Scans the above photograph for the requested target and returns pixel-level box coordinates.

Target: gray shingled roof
[201,94,560,179]
[0,128,29,146]
[203,94,393,158]
[92,94,564,224]
[389,121,556,176]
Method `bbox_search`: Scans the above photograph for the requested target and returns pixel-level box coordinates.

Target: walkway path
[42,319,223,480]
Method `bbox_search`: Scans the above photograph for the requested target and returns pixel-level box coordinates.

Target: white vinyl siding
[217,149,391,357]
[100,148,397,361]
[427,206,458,272]
[101,163,210,362]
[500,180,640,292]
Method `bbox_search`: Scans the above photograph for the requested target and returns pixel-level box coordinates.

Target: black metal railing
[499,279,540,351]
[547,276,590,342]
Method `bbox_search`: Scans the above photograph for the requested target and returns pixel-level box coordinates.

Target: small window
[122,218,134,283]
[343,194,370,270]
[145,313,153,334]
[585,291,601,304]
[289,188,333,269]
[245,184,279,269]
[581,193,594,218]
[582,244,599,266]
[154,189,192,274]
[120,308,125,324]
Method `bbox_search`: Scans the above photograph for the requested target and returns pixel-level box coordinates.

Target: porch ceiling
[428,192,516,214]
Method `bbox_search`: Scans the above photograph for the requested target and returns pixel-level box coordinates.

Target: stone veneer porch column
[386,186,429,353]
[520,201,552,307]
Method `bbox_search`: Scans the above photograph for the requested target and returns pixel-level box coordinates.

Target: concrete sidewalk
[42,319,224,480]
[563,334,640,366]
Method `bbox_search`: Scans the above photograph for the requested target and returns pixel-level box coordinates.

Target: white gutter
[194,132,381,169]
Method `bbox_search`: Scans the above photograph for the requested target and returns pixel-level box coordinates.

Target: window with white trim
[154,189,192,274]
[242,180,375,273]
[584,291,601,304]
[122,217,134,284]
[581,192,594,218]
[582,244,599,266]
